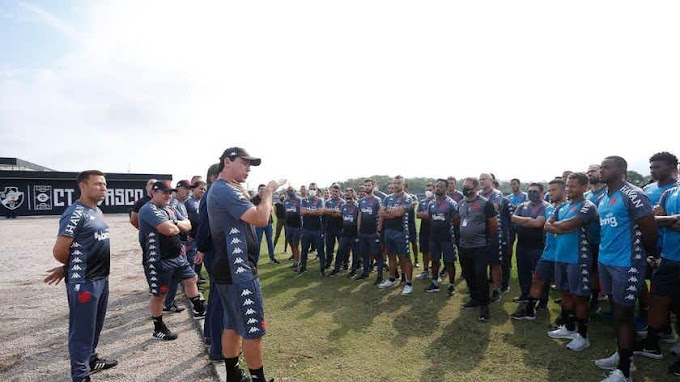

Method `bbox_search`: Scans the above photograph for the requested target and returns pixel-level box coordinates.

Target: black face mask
[287,191,295,197]
[462,187,475,197]
[528,192,541,203]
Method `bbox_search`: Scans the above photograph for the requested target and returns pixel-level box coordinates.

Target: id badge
[462,218,468,227]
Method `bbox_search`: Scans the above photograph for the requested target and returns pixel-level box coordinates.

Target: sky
[1,0,679,191]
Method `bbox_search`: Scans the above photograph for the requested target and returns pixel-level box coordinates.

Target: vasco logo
[600,214,618,228]
[0,187,24,210]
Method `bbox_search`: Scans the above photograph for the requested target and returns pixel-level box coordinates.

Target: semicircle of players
[45,150,680,382]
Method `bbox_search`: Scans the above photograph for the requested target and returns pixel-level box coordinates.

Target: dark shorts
[554,261,590,297]
[534,259,555,283]
[430,239,457,263]
[408,220,417,244]
[488,242,504,265]
[215,278,266,340]
[285,226,301,245]
[419,231,430,254]
[147,255,196,297]
[384,229,409,257]
[599,262,646,307]
[650,258,680,298]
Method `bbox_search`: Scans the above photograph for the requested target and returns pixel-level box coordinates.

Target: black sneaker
[193,308,206,320]
[511,308,536,321]
[490,289,502,303]
[669,360,680,376]
[463,300,481,309]
[89,355,118,374]
[373,278,383,286]
[354,273,369,281]
[162,303,185,313]
[347,270,357,278]
[554,297,562,304]
[329,269,340,277]
[512,296,529,303]
[479,305,490,322]
[425,283,440,293]
[269,258,281,264]
[152,325,178,341]
[447,284,455,297]
[548,316,564,331]
[633,341,663,360]
[501,286,511,294]
[536,301,548,311]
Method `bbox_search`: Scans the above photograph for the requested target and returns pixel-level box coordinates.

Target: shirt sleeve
[140,204,170,229]
[196,198,211,253]
[216,184,254,220]
[659,187,676,215]
[58,207,82,238]
[577,202,598,224]
[625,189,654,221]
[484,201,497,218]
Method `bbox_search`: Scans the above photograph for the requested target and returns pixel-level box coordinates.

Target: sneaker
[513,296,529,303]
[566,333,590,351]
[414,262,420,268]
[669,360,680,376]
[329,269,340,277]
[511,307,536,321]
[416,271,430,280]
[660,331,678,344]
[162,303,185,313]
[440,269,447,277]
[599,369,632,382]
[501,286,511,294]
[594,352,637,372]
[463,300,480,309]
[554,297,562,304]
[536,301,548,311]
[401,284,413,295]
[378,279,397,289]
[269,258,281,264]
[425,283,440,293]
[547,325,576,340]
[152,325,178,341]
[354,273,369,281]
[373,278,383,286]
[548,316,564,331]
[192,308,206,320]
[447,284,455,297]
[89,356,118,374]
[490,289,502,303]
[633,343,663,360]
[670,342,680,356]
[479,305,490,322]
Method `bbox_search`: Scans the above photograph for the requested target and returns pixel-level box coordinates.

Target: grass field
[211,232,676,382]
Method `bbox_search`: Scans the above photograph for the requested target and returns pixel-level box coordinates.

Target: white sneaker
[401,284,413,295]
[378,279,396,289]
[547,325,576,340]
[594,352,636,372]
[437,276,442,283]
[566,333,590,351]
[600,369,632,382]
[671,342,680,356]
[416,271,429,280]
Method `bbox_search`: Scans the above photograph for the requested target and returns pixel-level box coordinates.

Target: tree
[627,170,651,187]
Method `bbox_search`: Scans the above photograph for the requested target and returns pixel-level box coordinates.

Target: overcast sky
[1,1,679,190]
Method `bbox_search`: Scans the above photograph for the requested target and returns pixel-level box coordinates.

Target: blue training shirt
[598,182,654,267]
[541,203,558,261]
[553,199,598,264]
[659,186,680,261]
[58,201,110,283]
[507,191,528,207]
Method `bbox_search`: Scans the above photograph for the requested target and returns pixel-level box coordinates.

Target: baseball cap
[176,180,191,189]
[219,147,261,166]
[152,181,176,192]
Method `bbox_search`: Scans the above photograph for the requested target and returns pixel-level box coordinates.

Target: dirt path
[0,214,217,382]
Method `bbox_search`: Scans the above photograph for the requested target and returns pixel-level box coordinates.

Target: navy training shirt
[139,201,184,259]
[428,196,458,242]
[301,197,324,231]
[284,197,302,228]
[341,201,359,237]
[382,193,413,232]
[358,195,381,234]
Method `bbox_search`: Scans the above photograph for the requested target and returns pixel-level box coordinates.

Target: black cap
[152,181,176,192]
[176,180,191,189]
[219,147,261,166]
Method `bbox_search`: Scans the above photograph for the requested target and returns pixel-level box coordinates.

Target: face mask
[287,191,295,197]
[462,187,475,197]
[309,189,317,198]
[279,196,285,202]
[425,190,434,199]
[528,192,541,203]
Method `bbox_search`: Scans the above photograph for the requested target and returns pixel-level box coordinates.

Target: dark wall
[0,171,171,217]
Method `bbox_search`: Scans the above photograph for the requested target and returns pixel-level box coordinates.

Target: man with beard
[479,173,512,301]
[425,179,460,296]
[355,185,384,284]
[585,164,607,313]
[416,183,435,280]
[330,188,360,276]
[284,186,302,269]
[324,184,345,271]
[300,183,326,275]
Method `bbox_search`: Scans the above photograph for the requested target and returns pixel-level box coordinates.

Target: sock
[389,277,396,282]
[561,309,576,331]
[152,315,164,331]
[190,296,205,313]
[618,349,633,377]
[406,282,412,287]
[577,318,589,337]
[249,366,266,381]
[526,298,536,315]
[645,326,659,350]
[224,357,242,381]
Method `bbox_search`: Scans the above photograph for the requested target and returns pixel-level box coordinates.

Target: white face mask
[425,190,434,199]
[309,189,317,197]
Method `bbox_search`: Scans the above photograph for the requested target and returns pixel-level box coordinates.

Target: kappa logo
[628,276,638,283]
[72,273,81,279]
[149,251,157,256]
[581,254,588,259]
[149,238,156,243]
[71,242,81,248]
[241,289,252,296]
[0,187,25,210]
[245,308,256,315]
[625,294,636,301]
[628,267,639,274]
[235,266,247,274]
[229,228,240,235]
[151,289,158,294]
[150,270,157,275]
[71,265,82,271]
[230,238,242,244]
[581,269,588,275]
[151,283,158,288]
[73,250,83,256]
[148,264,156,269]
[627,285,638,292]
[634,254,642,260]
[582,277,589,283]
[243,298,254,306]
[247,318,258,324]
[149,245,156,250]
[232,247,244,255]
[248,327,260,333]
[149,233,156,237]
[234,257,244,264]
[72,258,83,263]
[150,277,158,281]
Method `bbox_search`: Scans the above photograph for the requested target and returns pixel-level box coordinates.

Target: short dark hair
[568,172,589,186]
[548,178,566,188]
[511,178,520,184]
[435,178,449,187]
[528,182,544,192]
[331,183,341,190]
[464,177,479,189]
[77,170,104,184]
[258,184,266,189]
[206,163,220,183]
[604,156,628,170]
[649,151,678,167]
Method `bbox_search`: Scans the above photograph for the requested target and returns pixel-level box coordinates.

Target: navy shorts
[384,229,409,257]
[599,262,646,307]
[408,219,417,244]
[146,255,196,297]
[215,278,266,340]
[430,239,457,263]
[534,259,555,283]
[285,226,301,245]
[419,231,430,254]
[554,261,590,297]
[650,258,680,298]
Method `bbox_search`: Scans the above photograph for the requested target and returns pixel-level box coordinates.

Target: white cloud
[1,0,679,189]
